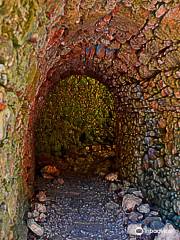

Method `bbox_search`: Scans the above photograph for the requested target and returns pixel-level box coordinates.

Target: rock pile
[27,191,47,237]
[106,174,180,239]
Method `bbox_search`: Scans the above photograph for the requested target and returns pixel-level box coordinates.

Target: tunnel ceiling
[32,0,180,115]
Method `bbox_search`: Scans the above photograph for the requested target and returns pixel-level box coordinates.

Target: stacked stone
[0,0,179,238]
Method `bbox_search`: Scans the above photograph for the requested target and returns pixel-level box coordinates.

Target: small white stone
[0,64,4,71]
[158,59,164,65]
[27,212,33,218]
[137,204,150,214]
[0,73,8,85]
[175,71,180,78]
[132,191,143,198]
[149,211,159,216]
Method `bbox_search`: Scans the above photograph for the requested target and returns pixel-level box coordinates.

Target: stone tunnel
[0,0,179,239]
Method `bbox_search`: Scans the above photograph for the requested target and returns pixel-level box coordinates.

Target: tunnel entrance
[34,75,117,177]
[0,1,179,239]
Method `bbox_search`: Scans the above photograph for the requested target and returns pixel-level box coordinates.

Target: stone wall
[0,0,179,239]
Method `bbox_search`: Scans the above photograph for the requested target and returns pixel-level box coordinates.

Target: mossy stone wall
[35,75,115,165]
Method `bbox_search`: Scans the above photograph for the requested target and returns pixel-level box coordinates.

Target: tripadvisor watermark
[134,226,173,236]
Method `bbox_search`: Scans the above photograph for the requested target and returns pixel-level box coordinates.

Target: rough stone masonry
[0,0,179,239]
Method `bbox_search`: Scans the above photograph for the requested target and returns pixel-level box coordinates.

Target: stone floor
[27,174,156,240]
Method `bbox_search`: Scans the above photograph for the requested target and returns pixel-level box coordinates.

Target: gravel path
[28,175,129,240]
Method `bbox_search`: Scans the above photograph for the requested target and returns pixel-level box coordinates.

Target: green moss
[35,76,115,160]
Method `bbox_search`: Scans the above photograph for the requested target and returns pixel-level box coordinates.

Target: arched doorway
[34,75,116,176]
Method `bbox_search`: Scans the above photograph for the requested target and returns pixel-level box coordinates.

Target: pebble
[137,203,150,214]
[148,211,159,216]
[0,64,4,71]
[57,178,64,185]
[132,190,143,198]
[27,219,44,236]
[35,213,47,222]
[32,209,39,218]
[123,180,131,187]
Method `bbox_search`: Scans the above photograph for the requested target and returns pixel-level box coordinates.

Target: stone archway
[0,0,179,239]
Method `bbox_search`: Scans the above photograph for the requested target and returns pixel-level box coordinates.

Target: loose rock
[35,213,47,223]
[149,220,165,230]
[27,219,44,237]
[132,191,143,198]
[109,182,122,192]
[142,216,162,226]
[57,178,64,185]
[122,194,142,212]
[105,172,118,181]
[128,211,144,222]
[149,211,159,216]
[105,201,119,211]
[35,203,46,213]
[137,204,150,214]
[36,191,46,202]
[41,165,60,179]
